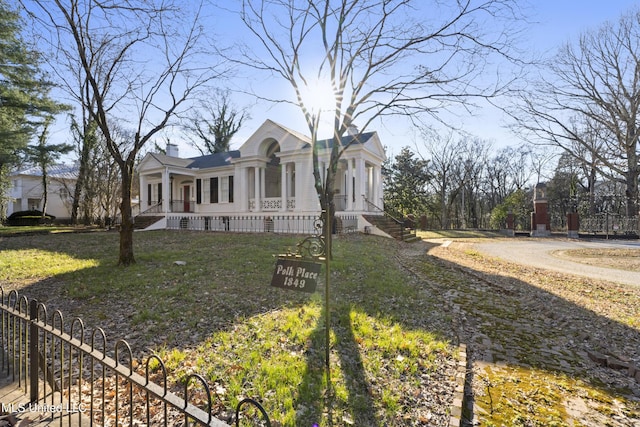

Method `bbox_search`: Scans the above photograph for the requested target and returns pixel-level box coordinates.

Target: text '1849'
[270,258,321,293]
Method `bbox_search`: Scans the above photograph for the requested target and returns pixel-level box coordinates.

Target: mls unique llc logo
[1,402,87,414]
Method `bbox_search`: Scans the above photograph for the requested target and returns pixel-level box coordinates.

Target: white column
[260,166,266,210]
[162,168,170,213]
[346,159,354,211]
[237,166,247,212]
[280,162,287,212]
[294,160,303,212]
[254,166,261,212]
[375,165,383,208]
[139,174,147,211]
[355,158,366,211]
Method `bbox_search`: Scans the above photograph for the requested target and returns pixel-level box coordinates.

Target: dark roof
[187,150,240,169]
[313,132,375,150]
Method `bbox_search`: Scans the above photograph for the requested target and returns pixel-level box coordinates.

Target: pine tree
[22,118,73,219]
[0,0,65,219]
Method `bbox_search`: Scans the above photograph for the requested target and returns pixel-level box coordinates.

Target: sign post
[270,213,332,385]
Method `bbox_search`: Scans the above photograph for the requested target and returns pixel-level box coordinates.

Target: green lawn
[0,230,458,426]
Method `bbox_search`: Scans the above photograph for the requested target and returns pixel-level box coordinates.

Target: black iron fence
[579,214,639,237]
[0,288,271,426]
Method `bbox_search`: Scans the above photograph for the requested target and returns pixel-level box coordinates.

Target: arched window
[265,141,281,198]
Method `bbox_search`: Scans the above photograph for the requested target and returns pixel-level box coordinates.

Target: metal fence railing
[166,214,360,235]
[0,288,271,426]
[579,214,639,237]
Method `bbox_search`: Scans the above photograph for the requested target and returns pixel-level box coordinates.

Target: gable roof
[13,163,78,180]
[145,150,240,170]
[187,151,240,169]
[313,132,376,150]
[147,153,193,168]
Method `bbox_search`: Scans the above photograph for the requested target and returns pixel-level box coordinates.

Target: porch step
[134,215,163,230]
[364,215,420,243]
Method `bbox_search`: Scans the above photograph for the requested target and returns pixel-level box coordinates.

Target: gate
[579,214,639,237]
[0,288,271,426]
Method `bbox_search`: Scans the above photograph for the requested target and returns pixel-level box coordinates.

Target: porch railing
[0,288,271,426]
[166,214,359,235]
[248,198,296,212]
[170,200,194,213]
[140,200,163,214]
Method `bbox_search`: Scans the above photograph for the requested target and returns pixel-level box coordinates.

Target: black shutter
[196,179,202,204]
[147,183,152,205]
[210,177,219,203]
[229,176,234,203]
[158,183,162,203]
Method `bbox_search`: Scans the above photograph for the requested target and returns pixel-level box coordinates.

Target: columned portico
[136,119,386,224]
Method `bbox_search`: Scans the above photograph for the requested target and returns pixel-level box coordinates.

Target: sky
[184,0,640,160]
[38,0,640,162]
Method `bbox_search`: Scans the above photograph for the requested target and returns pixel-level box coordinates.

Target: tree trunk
[625,147,639,218]
[118,163,136,266]
[71,140,90,225]
[41,171,48,220]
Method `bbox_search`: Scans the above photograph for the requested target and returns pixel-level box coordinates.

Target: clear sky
[39,1,640,161]
[179,0,639,161]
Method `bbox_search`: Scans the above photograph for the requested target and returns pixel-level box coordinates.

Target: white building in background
[6,164,77,219]
[136,120,386,232]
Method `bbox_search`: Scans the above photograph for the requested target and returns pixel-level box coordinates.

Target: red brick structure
[567,212,579,238]
[531,182,550,237]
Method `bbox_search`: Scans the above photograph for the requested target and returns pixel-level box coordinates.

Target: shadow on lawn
[0,231,457,425]
[421,241,640,425]
[295,304,381,427]
[4,231,638,425]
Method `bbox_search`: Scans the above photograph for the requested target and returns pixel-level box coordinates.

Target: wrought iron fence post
[29,298,38,403]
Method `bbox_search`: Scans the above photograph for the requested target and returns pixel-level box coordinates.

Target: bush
[6,210,56,226]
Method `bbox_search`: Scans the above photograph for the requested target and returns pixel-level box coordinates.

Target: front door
[183,185,190,212]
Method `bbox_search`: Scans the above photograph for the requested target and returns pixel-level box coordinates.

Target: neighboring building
[6,163,78,220]
[136,119,386,232]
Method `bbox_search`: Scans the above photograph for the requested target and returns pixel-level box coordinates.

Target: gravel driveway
[474,237,640,288]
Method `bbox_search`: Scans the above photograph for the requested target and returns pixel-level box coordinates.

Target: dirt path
[474,238,640,288]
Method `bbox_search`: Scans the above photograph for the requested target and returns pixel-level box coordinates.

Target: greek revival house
[136,120,385,233]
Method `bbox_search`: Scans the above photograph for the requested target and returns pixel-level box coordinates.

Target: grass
[422,239,640,426]
[553,247,640,272]
[0,224,94,236]
[0,230,457,426]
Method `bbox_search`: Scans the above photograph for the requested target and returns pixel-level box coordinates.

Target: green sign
[271,258,321,293]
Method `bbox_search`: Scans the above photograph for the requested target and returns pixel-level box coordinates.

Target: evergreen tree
[0,0,65,218]
[383,147,431,216]
[22,118,73,219]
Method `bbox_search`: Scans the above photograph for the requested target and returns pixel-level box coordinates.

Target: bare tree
[183,89,248,155]
[510,7,640,217]
[421,130,459,229]
[238,0,524,234]
[24,0,220,265]
[457,137,491,228]
[482,145,532,209]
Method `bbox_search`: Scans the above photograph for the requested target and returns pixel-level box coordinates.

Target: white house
[136,120,386,232]
[6,164,77,220]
